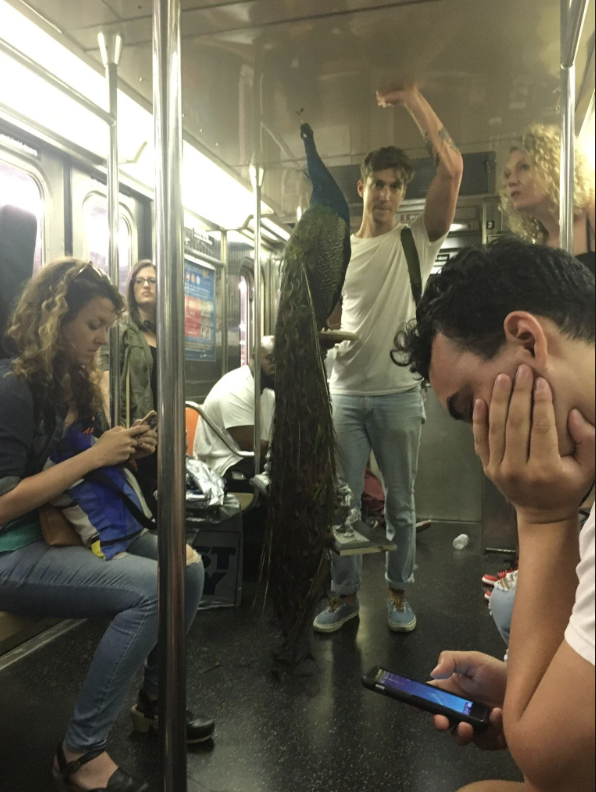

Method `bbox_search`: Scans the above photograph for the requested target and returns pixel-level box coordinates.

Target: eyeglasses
[135,277,157,287]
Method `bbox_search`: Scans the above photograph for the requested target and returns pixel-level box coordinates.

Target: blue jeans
[490,582,517,647]
[0,532,203,753]
[331,389,425,596]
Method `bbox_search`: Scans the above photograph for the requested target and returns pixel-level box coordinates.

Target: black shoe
[53,744,149,791]
[131,689,216,745]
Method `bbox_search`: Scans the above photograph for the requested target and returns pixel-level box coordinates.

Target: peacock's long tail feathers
[261,248,337,666]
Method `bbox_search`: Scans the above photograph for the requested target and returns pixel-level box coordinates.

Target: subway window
[0,158,44,271]
[82,193,133,293]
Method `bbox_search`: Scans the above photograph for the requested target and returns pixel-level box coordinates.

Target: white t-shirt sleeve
[565,507,595,666]
[219,390,255,431]
[410,214,448,279]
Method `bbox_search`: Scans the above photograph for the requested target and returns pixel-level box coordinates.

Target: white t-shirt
[565,506,595,666]
[330,215,447,396]
[194,366,275,477]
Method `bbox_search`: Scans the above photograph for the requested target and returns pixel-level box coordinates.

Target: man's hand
[429,651,508,751]
[376,85,420,109]
[474,365,596,525]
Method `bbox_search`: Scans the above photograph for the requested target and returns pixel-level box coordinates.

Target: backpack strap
[401,227,423,308]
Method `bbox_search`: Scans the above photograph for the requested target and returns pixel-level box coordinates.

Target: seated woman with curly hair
[502,123,595,274]
[0,260,214,792]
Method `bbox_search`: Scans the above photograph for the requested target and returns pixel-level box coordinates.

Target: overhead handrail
[186,401,255,459]
[0,36,114,126]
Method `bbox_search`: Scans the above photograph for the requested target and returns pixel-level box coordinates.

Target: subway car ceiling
[0,0,594,238]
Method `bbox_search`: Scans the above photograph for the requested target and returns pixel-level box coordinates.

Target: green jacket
[99,320,155,427]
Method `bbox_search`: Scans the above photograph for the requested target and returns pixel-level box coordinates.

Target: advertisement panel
[184,259,216,362]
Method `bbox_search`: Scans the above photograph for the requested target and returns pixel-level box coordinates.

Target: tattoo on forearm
[425,127,460,167]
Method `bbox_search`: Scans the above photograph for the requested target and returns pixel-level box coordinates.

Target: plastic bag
[186,458,226,510]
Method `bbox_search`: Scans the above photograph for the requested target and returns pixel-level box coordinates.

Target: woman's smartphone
[140,411,158,430]
[362,666,491,730]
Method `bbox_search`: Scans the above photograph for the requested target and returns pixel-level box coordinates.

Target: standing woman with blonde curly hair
[0,259,214,792]
[502,124,595,273]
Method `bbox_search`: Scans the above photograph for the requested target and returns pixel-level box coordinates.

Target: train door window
[83,193,133,293]
[239,268,253,367]
[0,158,44,271]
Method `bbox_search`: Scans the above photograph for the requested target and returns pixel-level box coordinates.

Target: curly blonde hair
[7,259,124,420]
[500,123,595,244]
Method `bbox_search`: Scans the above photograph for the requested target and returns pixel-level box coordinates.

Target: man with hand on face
[194,337,276,484]
[314,85,463,635]
[395,239,595,792]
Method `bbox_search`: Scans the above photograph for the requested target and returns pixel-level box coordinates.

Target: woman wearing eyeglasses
[100,261,159,509]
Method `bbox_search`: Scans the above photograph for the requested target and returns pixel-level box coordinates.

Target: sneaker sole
[313,609,360,634]
[482,576,498,587]
[388,616,418,633]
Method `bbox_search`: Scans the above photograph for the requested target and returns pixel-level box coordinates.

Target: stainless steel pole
[560,62,576,255]
[221,230,229,377]
[153,1,188,790]
[562,0,590,68]
[559,0,589,254]
[250,162,264,474]
[98,33,123,427]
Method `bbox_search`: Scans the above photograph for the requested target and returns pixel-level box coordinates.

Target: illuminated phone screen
[380,672,475,716]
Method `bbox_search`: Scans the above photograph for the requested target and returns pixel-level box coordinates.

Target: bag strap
[85,470,156,531]
[401,227,423,308]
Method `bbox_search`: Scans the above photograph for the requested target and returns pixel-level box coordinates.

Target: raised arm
[377,86,463,242]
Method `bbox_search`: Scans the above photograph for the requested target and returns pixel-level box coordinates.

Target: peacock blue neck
[303,136,351,230]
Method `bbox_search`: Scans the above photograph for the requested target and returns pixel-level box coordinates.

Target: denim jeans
[489,580,517,647]
[0,532,204,753]
[331,389,425,596]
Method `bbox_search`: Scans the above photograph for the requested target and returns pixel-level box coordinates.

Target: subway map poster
[184,260,216,362]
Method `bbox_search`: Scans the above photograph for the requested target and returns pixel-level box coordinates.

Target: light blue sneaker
[313,597,360,634]
[387,595,417,633]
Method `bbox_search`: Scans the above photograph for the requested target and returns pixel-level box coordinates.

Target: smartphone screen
[378,672,475,716]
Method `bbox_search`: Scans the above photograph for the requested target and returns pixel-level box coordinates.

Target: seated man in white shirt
[395,239,595,792]
[194,337,275,484]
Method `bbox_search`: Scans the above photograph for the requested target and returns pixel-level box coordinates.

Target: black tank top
[576,217,596,276]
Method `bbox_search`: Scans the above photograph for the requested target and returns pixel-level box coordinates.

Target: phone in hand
[140,410,158,431]
[362,666,491,731]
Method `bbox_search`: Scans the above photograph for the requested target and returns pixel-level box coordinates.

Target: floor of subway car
[0,523,522,792]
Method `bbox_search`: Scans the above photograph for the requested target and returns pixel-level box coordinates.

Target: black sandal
[53,744,149,792]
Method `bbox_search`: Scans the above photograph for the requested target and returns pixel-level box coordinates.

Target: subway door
[69,168,150,290]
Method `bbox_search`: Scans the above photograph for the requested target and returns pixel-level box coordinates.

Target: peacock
[262,123,352,667]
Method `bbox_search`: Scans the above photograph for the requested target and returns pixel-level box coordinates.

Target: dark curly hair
[393,239,596,382]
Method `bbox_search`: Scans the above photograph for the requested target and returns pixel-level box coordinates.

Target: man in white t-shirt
[194,337,275,481]
[314,86,463,634]
[396,240,595,792]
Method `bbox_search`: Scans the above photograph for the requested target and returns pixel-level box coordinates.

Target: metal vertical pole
[560,63,576,254]
[560,0,590,254]
[98,33,123,427]
[221,230,229,377]
[250,162,264,474]
[153,1,187,791]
